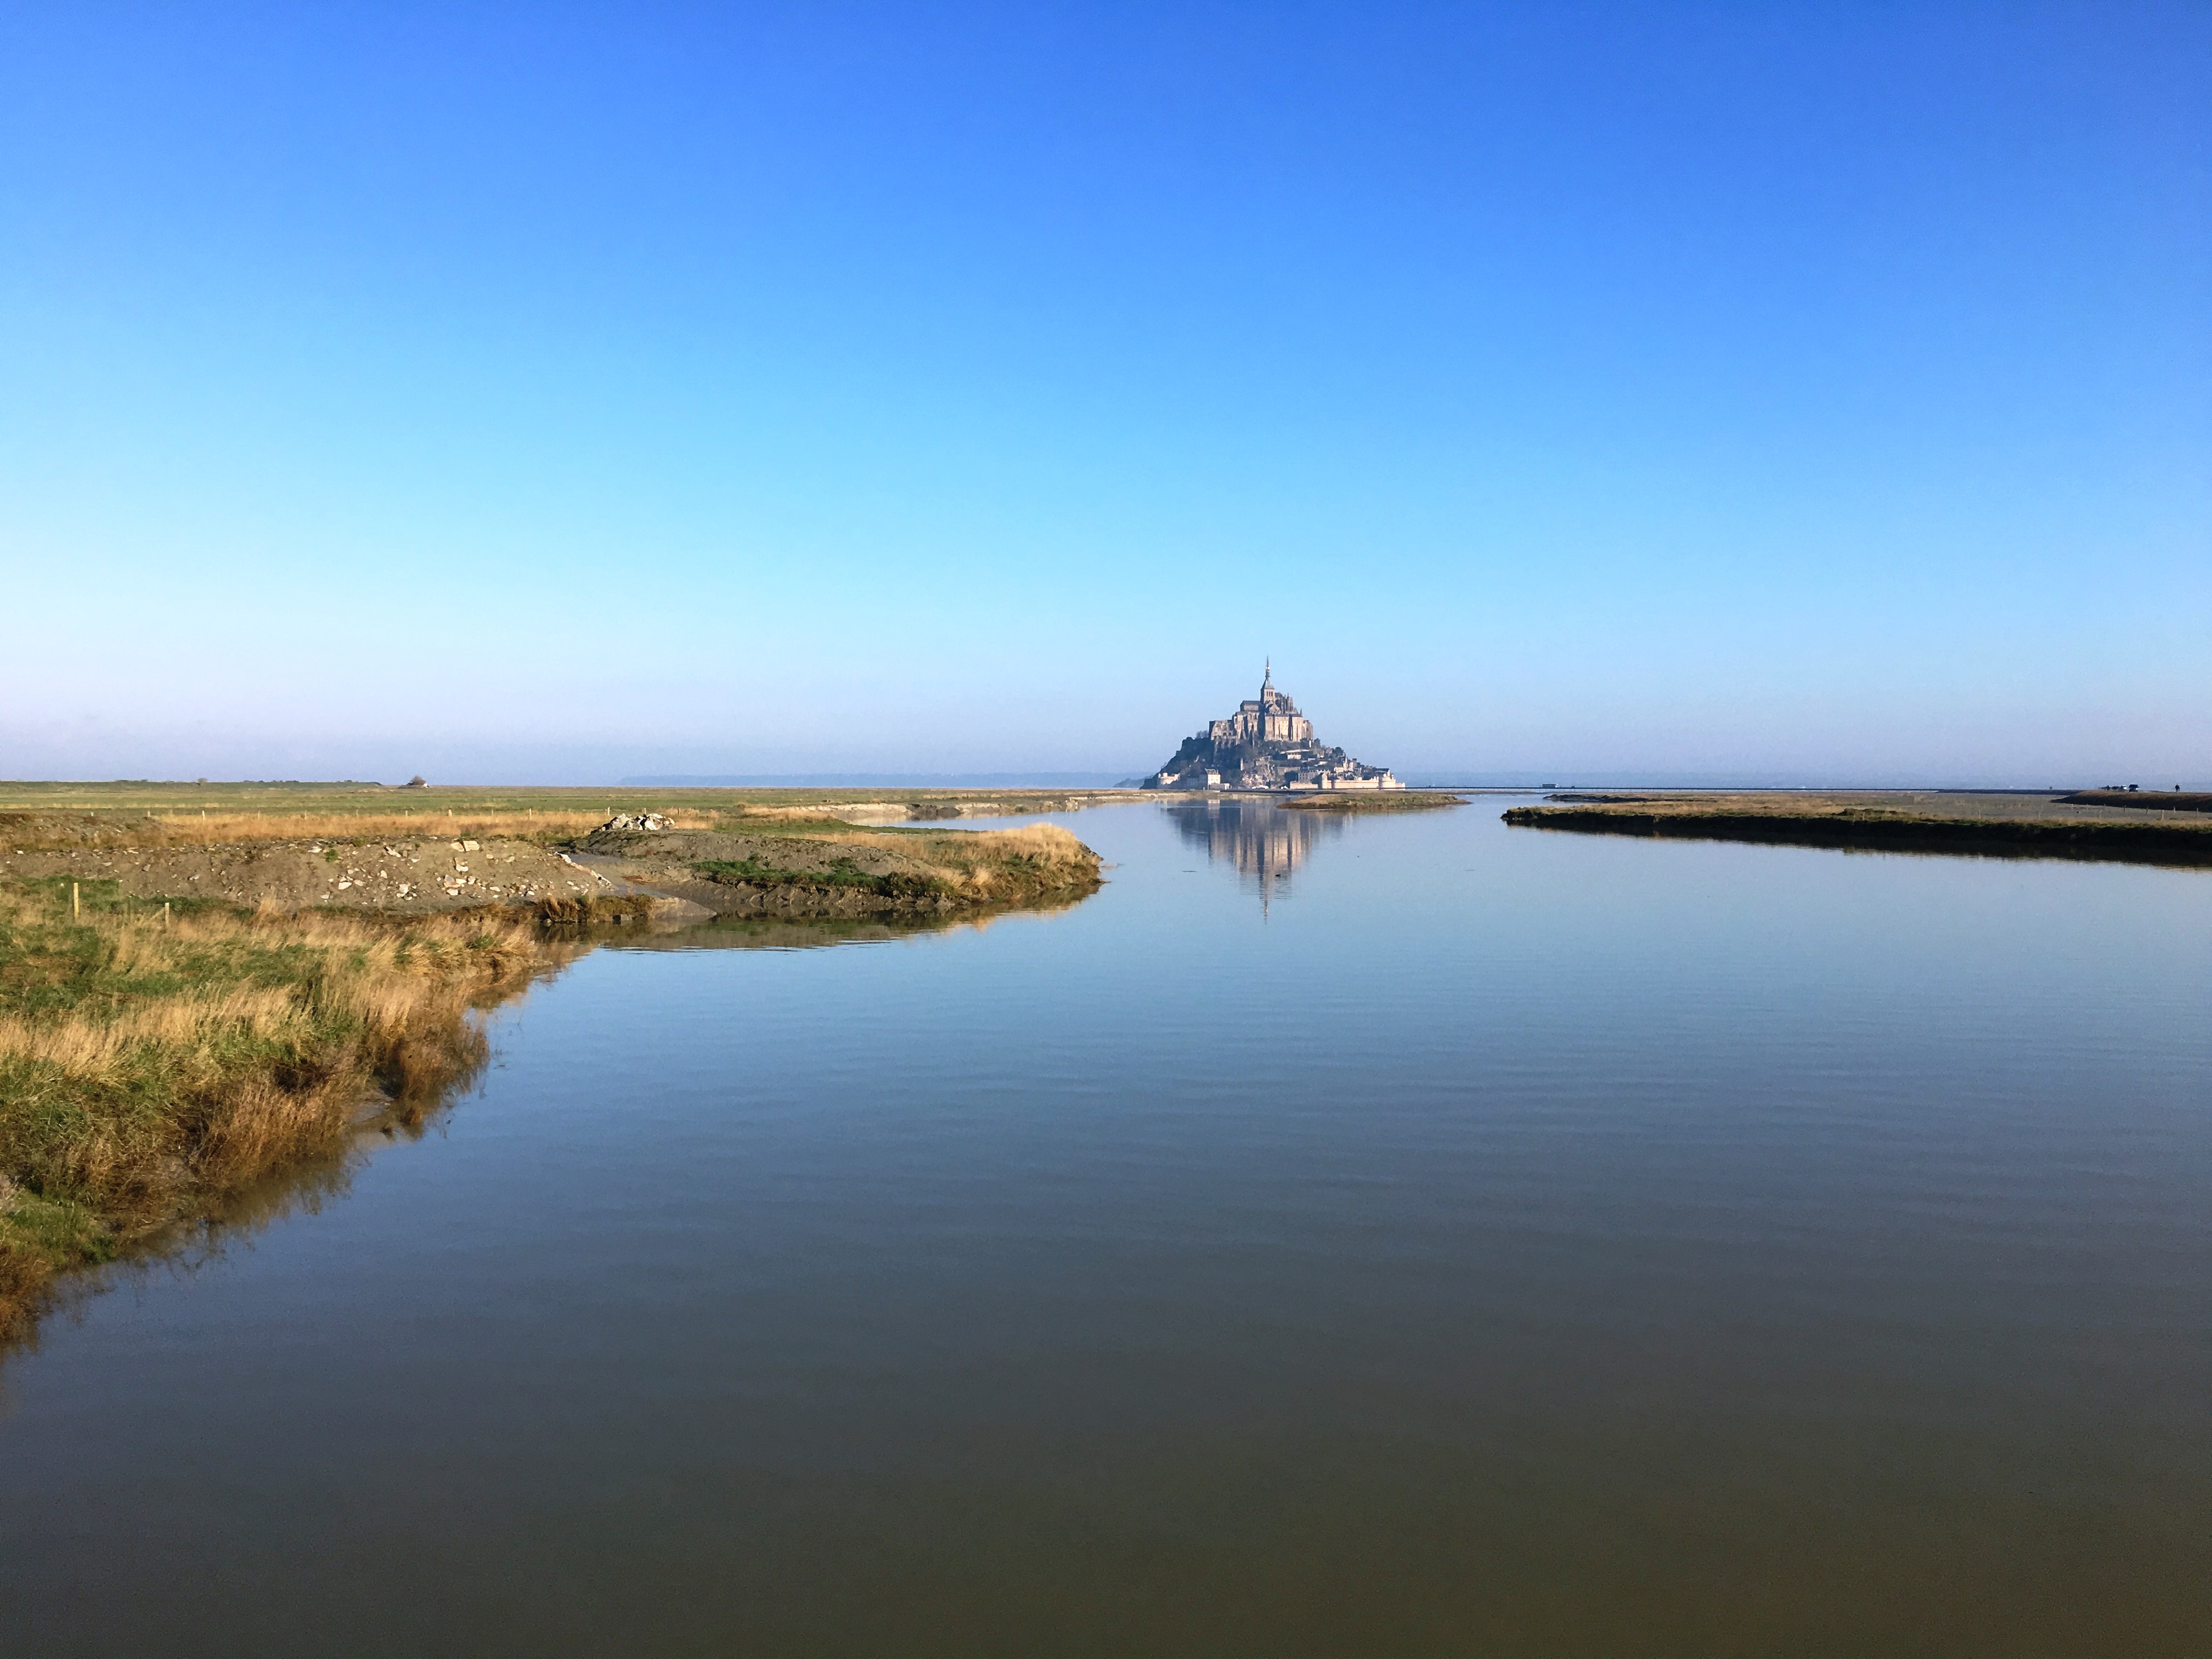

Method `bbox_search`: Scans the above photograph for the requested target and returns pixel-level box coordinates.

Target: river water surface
[3,801,2207,1656]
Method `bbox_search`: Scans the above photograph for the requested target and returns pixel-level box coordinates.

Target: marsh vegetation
[0,788,1109,1339]
[1503,792,2212,865]
[0,880,577,1340]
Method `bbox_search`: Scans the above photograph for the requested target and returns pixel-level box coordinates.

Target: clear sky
[3,2,2206,785]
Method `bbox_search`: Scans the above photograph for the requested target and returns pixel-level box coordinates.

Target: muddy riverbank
[1503,791,2212,865]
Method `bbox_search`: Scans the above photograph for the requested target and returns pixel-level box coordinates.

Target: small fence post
[72,881,80,919]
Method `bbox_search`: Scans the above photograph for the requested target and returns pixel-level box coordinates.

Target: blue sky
[3,2,2205,784]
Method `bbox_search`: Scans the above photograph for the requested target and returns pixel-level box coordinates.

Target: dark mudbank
[1503,806,2212,866]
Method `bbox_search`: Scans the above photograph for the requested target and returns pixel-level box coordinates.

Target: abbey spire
[1141,670,1401,793]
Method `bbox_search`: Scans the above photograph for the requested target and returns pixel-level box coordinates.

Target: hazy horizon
[3,4,2205,783]
[9,761,2205,793]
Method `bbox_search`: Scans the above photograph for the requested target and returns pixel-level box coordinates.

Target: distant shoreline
[1503,791,2212,867]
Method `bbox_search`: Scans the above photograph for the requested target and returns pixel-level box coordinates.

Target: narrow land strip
[1280,791,1465,812]
[1503,791,2212,865]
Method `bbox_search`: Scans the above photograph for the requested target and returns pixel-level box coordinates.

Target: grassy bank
[848,822,1103,898]
[1502,804,2212,865]
[583,821,1104,915]
[0,805,717,852]
[0,780,1149,841]
[0,878,575,1342]
[0,785,1110,929]
[0,808,1103,1339]
[693,856,950,900]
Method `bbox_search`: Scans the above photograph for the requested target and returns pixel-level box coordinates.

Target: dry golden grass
[0,884,568,1343]
[0,985,303,1079]
[719,805,900,823]
[807,822,1089,864]
[964,823,1091,862]
[128,808,719,846]
[848,822,1095,895]
[3,788,1122,859]
[929,823,1093,893]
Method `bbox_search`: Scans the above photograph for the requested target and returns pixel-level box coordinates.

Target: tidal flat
[2,797,2207,1657]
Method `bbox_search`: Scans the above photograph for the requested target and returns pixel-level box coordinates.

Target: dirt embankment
[0,811,1104,922]
[1,829,607,915]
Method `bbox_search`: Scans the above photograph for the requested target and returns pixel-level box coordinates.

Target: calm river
[3,801,2207,1656]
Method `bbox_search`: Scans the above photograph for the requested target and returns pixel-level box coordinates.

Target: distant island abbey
[1142,665,1402,792]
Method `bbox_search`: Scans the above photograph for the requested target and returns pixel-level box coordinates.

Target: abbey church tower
[1142,666,1400,792]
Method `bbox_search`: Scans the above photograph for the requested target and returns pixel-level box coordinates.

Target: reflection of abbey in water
[1142,664,1401,792]
[1168,800,1342,898]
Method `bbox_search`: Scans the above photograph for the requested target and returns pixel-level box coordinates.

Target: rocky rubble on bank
[0,814,1104,922]
[0,834,607,915]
